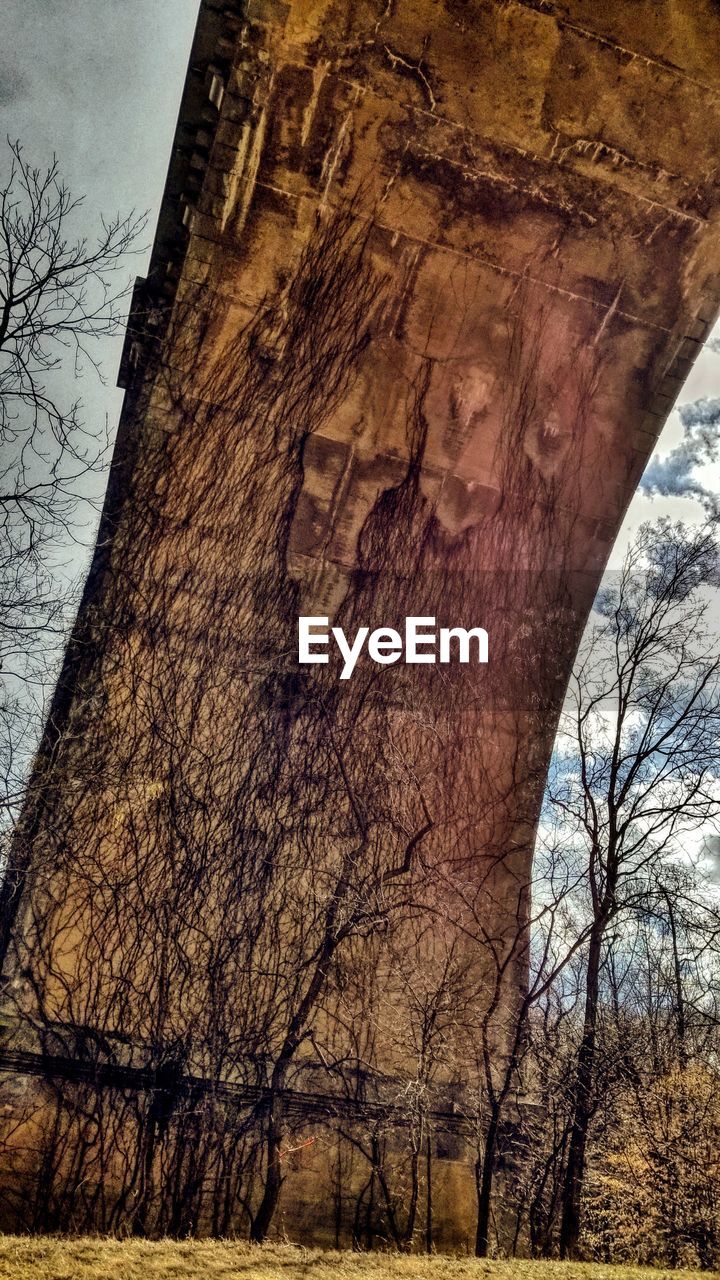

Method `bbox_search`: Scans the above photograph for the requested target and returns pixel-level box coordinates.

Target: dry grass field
[0,1239,710,1280]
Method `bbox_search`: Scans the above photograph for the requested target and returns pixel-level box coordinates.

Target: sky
[1,0,202,555]
[1,2,200,211]
[611,336,720,564]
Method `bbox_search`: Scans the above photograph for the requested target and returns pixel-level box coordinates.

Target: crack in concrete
[320,109,354,210]
[509,0,720,98]
[382,43,436,113]
[301,60,330,148]
[271,53,710,226]
[411,143,599,226]
[244,174,675,335]
[322,71,707,227]
[368,214,673,333]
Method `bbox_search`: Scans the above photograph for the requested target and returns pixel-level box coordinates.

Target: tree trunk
[132,1113,157,1236]
[475,1111,500,1257]
[248,928,338,1243]
[559,923,603,1259]
[401,1146,420,1250]
[250,1094,284,1243]
[425,1133,433,1254]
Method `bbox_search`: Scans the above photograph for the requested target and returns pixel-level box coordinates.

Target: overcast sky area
[1,0,201,573]
[1,0,719,591]
[611,336,720,565]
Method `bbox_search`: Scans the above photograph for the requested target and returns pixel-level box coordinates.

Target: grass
[0,1239,710,1280]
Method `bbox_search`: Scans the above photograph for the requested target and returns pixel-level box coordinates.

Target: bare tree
[0,138,143,925]
[11,164,719,1263]
[1,234,614,1246]
[1,207,432,1240]
[547,519,720,1257]
[577,870,720,1268]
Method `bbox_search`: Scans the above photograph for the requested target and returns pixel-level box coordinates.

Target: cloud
[678,398,720,434]
[639,397,720,515]
[0,63,30,108]
[701,834,720,884]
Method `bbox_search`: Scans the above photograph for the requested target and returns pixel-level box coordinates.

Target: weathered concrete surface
[3,0,720,1250]
[132,0,720,607]
[125,0,720,886]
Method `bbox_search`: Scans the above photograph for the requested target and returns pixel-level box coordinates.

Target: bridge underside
[2,0,720,1249]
